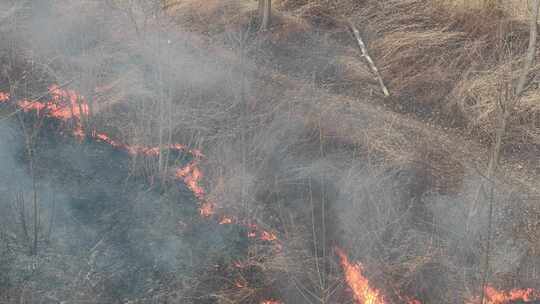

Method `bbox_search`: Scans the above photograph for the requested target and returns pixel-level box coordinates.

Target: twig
[347,20,390,97]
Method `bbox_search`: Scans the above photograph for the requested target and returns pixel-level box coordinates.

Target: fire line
[2,86,538,304]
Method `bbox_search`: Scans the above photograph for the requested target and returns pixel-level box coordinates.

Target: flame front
[336,247,386,304]
[467,285,539,304]
[0,86,281,243]
[175,162,206,201]
[4,85,540,304]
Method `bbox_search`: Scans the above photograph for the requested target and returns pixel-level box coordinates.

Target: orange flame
[175,162,206,200]
[16,85,540,304]
[219,217,233,224]
[335,247,386,304]
[3,84,283,261]
[467,285,539,304]
[4,86,89,139]
[260,230,278,242]
[0,92,10,102]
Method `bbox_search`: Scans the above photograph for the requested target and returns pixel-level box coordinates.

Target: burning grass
[336,247,387,304]
[0,82,287,303]
[2,0,540,303]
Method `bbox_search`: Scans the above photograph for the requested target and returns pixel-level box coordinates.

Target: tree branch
[348,20,390,97]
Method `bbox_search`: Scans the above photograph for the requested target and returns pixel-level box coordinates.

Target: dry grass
[166,0,540,154]
[451,55,540,144]
[263,0,540,154]
[437,0,532,20]
[4,0,539,302]
[343,0,538,151]
[163,0,258,33]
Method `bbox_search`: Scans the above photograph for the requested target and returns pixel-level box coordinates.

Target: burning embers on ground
[1,86,538,304]
[336,246,539,304]
[468,286,540,304]
[0,85,281,241]
[0,85,283,303]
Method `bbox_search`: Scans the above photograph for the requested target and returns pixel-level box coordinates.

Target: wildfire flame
[335,247,386,304]
[0,85,281,244]
[6,86,536,304]
[467,285,539,304]
[260,230,278,242]
[175,161,206,201]
[0,92,9,102]
[219,216,233,224]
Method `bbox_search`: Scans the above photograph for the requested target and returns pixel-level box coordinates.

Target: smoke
[1,0,538,303]
[0,121,22,184]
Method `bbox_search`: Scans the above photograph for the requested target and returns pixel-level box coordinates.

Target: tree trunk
[259,0,271,31]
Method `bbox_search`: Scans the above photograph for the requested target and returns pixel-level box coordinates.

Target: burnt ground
[0,112,249,303]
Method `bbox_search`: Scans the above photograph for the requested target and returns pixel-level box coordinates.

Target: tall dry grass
[345,0,538,151]
[437,0,532,20]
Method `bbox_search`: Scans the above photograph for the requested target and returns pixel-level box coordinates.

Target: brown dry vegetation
[2,0,540,303]
[164,0,539,191]
[163,0,540,296]
[176,0,539,168]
